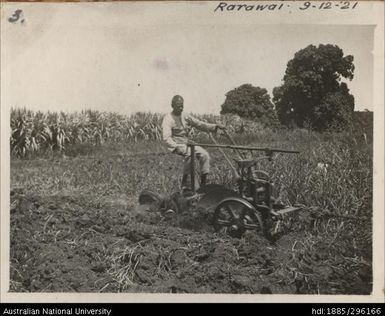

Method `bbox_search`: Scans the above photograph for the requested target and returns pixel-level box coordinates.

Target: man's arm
[185,115,219,133]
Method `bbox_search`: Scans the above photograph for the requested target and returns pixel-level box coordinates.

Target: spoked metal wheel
[212,197,264,238]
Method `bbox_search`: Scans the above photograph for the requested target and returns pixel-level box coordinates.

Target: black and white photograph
[1,0,384,303]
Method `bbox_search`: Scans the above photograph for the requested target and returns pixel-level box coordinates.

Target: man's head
[171,95,184,115]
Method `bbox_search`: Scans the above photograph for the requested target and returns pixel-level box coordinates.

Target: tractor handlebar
[186,142,300,154]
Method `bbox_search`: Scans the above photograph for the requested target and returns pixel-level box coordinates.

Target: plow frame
[186,142,303,238]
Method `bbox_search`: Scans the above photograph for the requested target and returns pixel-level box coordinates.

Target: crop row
[10,108,267,158]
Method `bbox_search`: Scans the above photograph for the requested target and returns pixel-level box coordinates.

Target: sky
[1,2,376,115]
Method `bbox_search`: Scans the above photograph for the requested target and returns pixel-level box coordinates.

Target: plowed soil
[9,188,371,294]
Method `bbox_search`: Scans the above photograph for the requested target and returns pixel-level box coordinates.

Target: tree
[220,84,278,126]
[273,44,355,130]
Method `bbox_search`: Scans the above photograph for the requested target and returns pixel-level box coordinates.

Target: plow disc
[137,184,240,219]
[138,190,163,205]
[138,190,178,217]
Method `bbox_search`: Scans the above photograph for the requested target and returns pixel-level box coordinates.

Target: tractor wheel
[212,197,264,238]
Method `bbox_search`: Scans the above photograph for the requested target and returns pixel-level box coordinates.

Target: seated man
[162,95,225,188]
